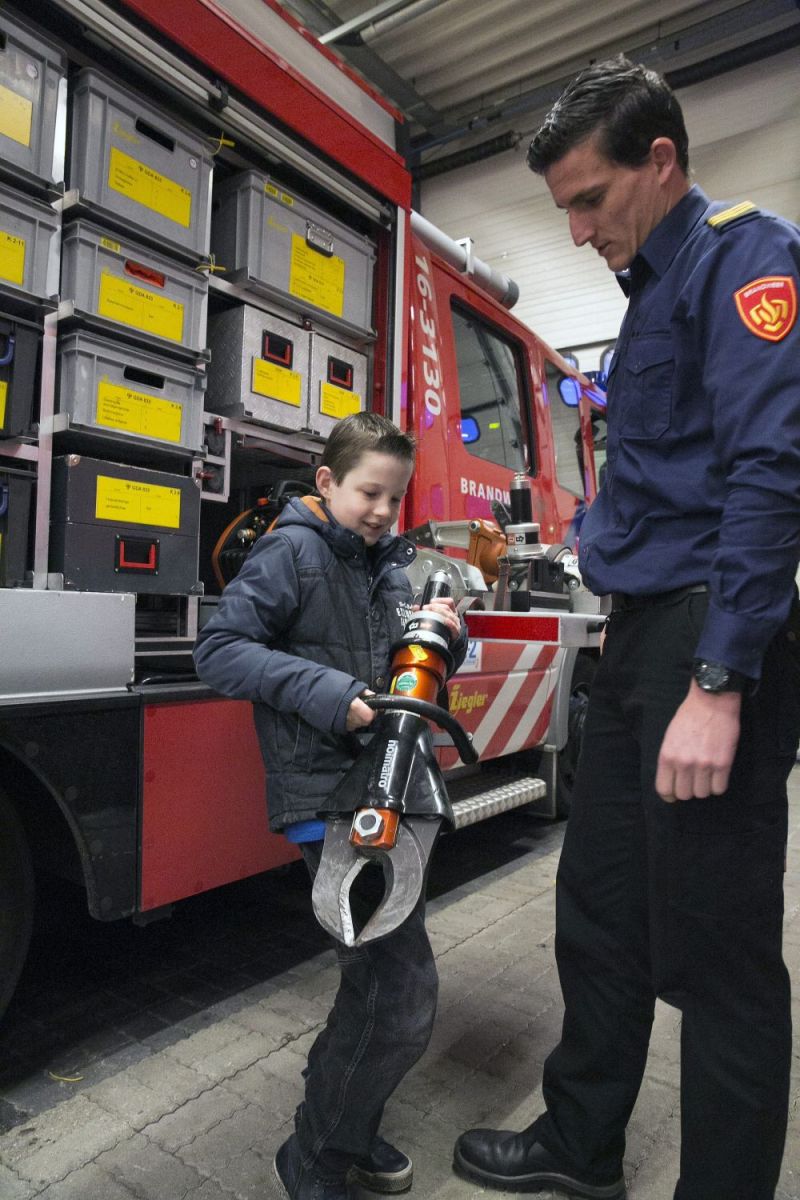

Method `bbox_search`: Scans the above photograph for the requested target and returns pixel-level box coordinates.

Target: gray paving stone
[164,1029,282,1082]
[0,1162,39,1200]
[2,1096,131,1187]
[142,1087,248,1153]
[35,1161,138,1199]
[96,1132,207,1198]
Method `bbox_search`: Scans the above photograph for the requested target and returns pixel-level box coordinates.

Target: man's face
[544,135,666,272]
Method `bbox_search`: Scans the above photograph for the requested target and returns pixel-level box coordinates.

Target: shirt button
[375,676,386,689]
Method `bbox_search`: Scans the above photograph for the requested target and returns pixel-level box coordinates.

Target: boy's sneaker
[349,1137,413,1194]
[273,1136,351,1200]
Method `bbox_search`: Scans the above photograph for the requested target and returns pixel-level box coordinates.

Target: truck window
[545,359,583,497]
[451,305,528,474]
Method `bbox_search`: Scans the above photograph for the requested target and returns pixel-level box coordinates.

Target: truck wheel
[556,652,597,819]
[0,788,35,1020]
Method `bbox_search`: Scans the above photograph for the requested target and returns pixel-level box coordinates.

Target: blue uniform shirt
[579,185,800,678]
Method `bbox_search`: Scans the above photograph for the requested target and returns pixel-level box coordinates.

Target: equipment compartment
[0,309,40,438]
[211,170,375,337]
[207,303,310,432]
[0,180,59,300]
[0,466,34,586]
[68,68,212,258]
[60,220,209,355]
[307,331,366,438]
[50,454,201,595]
[0,7,67,189]
[58,329,205,454]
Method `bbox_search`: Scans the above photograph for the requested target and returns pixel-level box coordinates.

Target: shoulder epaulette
[707,202,759,230]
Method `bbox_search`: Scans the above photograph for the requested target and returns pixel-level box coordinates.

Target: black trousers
[295,842,438,1181]
[534,591,799,1200]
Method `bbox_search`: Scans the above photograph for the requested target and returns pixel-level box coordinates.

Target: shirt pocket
[621,333,674,440]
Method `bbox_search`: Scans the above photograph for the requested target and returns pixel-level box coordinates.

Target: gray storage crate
[60,221,208,355]
[211,171,375,336]
[0,180,59,300]
[58,330,205,453]
[307,331,367,439]
[50,454,201,595]
[0,8,67,188]
[207,304,310,432]
[69,68,212,258]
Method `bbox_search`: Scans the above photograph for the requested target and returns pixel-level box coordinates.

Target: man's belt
[611,583,708,613]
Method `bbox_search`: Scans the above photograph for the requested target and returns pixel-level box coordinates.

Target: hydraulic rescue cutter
[312,573,478,948]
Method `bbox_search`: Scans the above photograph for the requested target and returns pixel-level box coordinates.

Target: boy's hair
[527,55,689,176]
[321,412,415,483]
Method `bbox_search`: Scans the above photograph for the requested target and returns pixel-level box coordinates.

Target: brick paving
[0,773,798,1199]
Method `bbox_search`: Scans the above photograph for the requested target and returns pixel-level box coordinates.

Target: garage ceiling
[274,0,800,175]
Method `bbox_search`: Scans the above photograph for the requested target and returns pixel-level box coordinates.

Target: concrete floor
[1,772,799,1200]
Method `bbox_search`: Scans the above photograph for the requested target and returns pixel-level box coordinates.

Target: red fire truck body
[0,0,603,1016]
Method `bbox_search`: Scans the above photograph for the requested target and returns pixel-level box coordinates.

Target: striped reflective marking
[480,645,559,758]
[469,643,549,754]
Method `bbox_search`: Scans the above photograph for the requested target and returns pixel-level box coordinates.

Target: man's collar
[618,184,710,291]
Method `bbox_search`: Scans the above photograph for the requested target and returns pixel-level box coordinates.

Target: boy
[194,412,465,1200]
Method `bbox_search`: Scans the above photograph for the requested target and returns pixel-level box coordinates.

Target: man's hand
[415,596,462,640]
[346,692,375,731]
[655,680,741,802]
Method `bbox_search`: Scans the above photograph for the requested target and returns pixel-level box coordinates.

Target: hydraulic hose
[365,694,478,765]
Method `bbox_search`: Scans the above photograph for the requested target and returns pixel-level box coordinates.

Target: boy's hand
[415,596,462,640]
[346,692,376,731]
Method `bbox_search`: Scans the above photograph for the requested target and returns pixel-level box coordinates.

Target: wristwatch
[692,659,748,694]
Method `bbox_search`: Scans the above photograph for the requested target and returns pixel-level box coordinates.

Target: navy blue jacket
[579,186,800,678]
[194,497,453,830]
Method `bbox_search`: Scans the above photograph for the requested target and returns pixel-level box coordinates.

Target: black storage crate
[0,466,34,586]
[0,310,40,438]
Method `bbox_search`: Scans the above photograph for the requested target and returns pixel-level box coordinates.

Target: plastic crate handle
[0,334,15,368]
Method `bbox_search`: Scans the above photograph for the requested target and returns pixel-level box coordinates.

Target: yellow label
[252,358,302,407]
[98,271,185,343]
[280,192,294,207]
[265,183,279,198]
[108,146,192,229]
[0,380,7,429]
[95,475,181,529]
[0,82,33,147]
[0,231,25,286]
[319,381,361,421]
[100,236,121,254]
[96,378,183,443]
[289,234,345,318]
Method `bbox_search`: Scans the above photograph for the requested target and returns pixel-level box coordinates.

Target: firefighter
[453,56,800,1200]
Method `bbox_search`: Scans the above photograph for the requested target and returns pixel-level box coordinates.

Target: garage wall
[419,49,800,367]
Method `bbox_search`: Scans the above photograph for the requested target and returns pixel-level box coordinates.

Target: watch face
[694,660,732,692]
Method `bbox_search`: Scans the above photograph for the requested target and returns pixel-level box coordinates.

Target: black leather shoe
[349,1136,413,1193]
[453,1128,626,1198]
[273,1136,351,1200]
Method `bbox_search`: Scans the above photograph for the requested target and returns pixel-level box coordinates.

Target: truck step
[447,770,547,829]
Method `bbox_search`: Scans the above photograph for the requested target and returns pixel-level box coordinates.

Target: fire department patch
[733,275,797,342]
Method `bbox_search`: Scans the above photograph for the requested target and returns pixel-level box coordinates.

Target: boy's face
[316,451,414,546]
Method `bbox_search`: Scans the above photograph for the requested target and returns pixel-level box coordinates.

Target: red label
[733,276,797,342]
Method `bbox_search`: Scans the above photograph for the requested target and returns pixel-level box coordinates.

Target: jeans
[533,591,799,1200]
[294,840,438,1181]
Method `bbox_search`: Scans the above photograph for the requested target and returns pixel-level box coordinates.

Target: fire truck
[0,0,604,1018]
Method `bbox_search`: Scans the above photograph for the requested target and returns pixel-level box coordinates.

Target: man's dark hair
[527,56,689,176]
[321,411,416,483]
